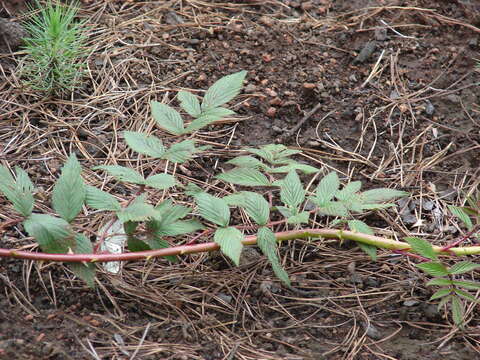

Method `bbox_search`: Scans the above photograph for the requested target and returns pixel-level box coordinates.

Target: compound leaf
[117,195,156,223]
[68,233,95,288]
[415,262,449,277]
[226,156,265,169]
[361,188,409,203]
[427,278,453,286]
[448,205,473,230]
[449,261,480,275]
[315,172,340,205]
[451,295,464,327]
[336,181,362,201]
[430,288,452,300]
[145,173,176,190]
[162,139,198,163]
[185,107,235,133]
[279,170,305,208]
[214,227,244,266]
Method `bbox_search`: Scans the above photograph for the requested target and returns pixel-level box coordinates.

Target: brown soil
[1,0,480,359]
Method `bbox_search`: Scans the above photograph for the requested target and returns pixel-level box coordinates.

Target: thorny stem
[440,224,480,253]
[2,228,480,263]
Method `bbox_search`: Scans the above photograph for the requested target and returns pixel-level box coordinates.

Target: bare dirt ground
[1,0,480,359]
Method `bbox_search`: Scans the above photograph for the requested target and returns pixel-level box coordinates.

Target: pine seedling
[20,0,89,96]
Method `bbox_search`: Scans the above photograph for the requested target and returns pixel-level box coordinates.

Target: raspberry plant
[1,71,480,327]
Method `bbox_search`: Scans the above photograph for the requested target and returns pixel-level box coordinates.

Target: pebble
[403,299,420,307]
[362,322,383,340]
[425,100,435,115]
[244,83,257,93]
[353,41,377,64]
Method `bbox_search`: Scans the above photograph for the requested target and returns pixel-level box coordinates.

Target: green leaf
[451,280,480,290]
[257,227,290,286]
[152,220,203,236]
[226,156,265,169]
[93,165,145,184]
[448,205,473,230]
[358,243,378,261]
[162,139,198,163]
[315,201,349,217]
[143,233,177,263]
[405,237,438,261]
[201,70,246,110]
[68,233,95,288]
[128,235,151,252]
[453,289,479,303]
[216,167,271,187]
[415,262,449,277]
[13,167,35,217]
[315,172,340,205]
[123,131,165,158]
[451,295,464,326]
[177,90,201,117]
[225,191,270,226]
[348,219,374,235]
[185,182,203,196]
[145,173,176,190]
[151,100,185,135]
[449,261,480,275]
[427,278,453,286]
[23,214,74,253]
[336,181,362,201]
[276,206,294,218]
[361,188,409,203]
[287,211,310,225]
[247,147,275,163]
[437,295,452,311]
[117,195,157,223]
[85,185,121,211]
[196,193,230,227]
[430,288,452,300]
[185,107,235,133]
[51,154,85,222]
[279,170,305,208]
[268,163,319,174]
[214,227,244,266]
[154,201,191,225]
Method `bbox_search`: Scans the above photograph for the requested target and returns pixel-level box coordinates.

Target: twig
[281,103,323,141]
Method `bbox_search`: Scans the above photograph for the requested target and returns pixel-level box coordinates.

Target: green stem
[1,228,480,263]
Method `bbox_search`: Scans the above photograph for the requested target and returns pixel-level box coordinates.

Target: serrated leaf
[143,232,177,262]
[430,288,452,300]
[185,107,235,133]
[279,170,305,208]
[151,101,185,135]
[315,201,349,217]
[214,227,244,266]
[152,220,203,236]
[451,280,480,290]
[85,185,121,211]
[13,167,35,217]
[268,163,319,174]
[123,131,165,158]
[94,165,145,184]
[348,219,374,235]
[449,261,480,275]
[427,278,453,286]
[226,156,265,169]
[202,70,246,110]
[117,195,156,223]
[216,168,271,187]
[438,295,452,311]
[405,237,438,260]
[128,235,151,252]
[336,181,362,201]
[453,289,479,303]
[68,233,95,288]
[315,172,340,205]
[51,154,85,222]
[361,188,409,203]
[415,262,449,277]
[287,211,310,225]
[177,90,201,117]
[448,205,473,230]
[257,227,290,286]
[185,182,203,196]
[196,193,230,227]
[23,214,74,253]
[451,295,464,326]
[154,201,191,225]
[226,191,270,226]
[162,139,198,163]
[247,147,275,163]
[145,173,176,190]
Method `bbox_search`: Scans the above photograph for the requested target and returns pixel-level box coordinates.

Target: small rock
[420,303,439,320]
[401,213,417,225]
[422,200,434,211]
[217,293,233,304]
[468,37,478,48]
[353,41,377,64]
[266,107,277,118]
[445,94,461,104]
[362,322,383,340]
[259,16,274,27]
[365,278,379,287]
[239,247,262,265]
[425,100,435,115]
[272,125,283,134]
[403,299,420,307]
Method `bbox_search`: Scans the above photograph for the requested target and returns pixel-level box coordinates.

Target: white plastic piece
[99,220,127,274]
